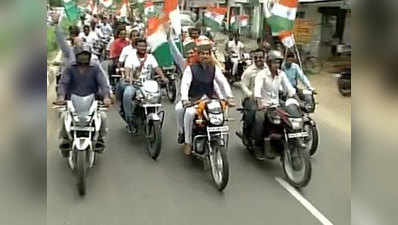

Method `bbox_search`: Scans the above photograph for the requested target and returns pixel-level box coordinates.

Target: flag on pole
[264,0,298,48]
[120,0,130,18]
[203,7,227,32]
[147,17,174,67]
[239,15,249,27]
[63,0,80,22]
[163,0,182,36]
[100,0,113,8]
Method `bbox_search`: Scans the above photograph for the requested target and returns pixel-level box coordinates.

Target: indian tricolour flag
[144,1,156,18]
[203,7,227,32]
[120,0,129,18]
[147,17,174,67]
[100,0,113,8]
[230,12,238,31]
[264,0,298,48]
[63,0,80,22]
[163,0,181,36]
[239,15,249,27]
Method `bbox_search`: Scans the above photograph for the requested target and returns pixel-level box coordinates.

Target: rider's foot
[94,138,105,153]
[254,146,265,160]
[127,125,138,135]
[183,144,192,156]
[59,139,71,158]
[177,133,184,144]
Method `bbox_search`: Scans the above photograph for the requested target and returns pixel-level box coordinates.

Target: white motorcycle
[53,94,108,196]
[129,74,165,160]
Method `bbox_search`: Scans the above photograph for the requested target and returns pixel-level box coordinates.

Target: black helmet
[74,44,92,64]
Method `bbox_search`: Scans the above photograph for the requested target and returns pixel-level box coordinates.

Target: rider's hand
[162,77,169,84]
[103,97,112,107]
[182,100,191,108]
[311,89,318,95]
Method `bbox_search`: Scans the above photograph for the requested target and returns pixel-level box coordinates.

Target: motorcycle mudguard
[72,138,92,151]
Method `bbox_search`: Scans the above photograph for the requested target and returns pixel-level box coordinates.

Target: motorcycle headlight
[146,92,161,103]
[208,113,224,126]
[288,118,303,130]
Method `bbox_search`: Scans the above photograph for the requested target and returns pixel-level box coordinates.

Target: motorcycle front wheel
[145,120,162,160]
[208,142,229,191]
[75,150,88,196]
[282,142,312,188]
[303,122,319,157]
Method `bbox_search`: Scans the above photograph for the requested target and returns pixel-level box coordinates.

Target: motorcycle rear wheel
[282,143,312,188]
[146,121,162,160]
[208,143,229,191]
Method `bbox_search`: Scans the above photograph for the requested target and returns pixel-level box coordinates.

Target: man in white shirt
[79,25,98,49]
[225,33,245,80]
[252,50,298,159]
[237,48,270,143]
[118,30,140,67]
[175,43,236,155]
[116,38,168,134]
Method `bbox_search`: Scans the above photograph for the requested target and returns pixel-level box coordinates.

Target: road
[47,71,350,225]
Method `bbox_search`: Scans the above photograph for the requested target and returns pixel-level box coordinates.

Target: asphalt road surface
[47,72,350,225]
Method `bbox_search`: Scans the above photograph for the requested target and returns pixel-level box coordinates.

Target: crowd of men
[49,9,316,160]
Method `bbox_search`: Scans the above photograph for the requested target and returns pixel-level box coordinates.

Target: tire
[76,151,87,196]
[304,57,322,75]
[338,77,351,97]
[303,122,319,157]
[146,121,162,160]
[166,80,177,103]
[282,142,312,188]
[208,142,229,191]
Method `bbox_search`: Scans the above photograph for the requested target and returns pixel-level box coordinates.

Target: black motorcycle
[237,99,312,188]
[161,65,179,103]
[186,98,233,191]
[300,89,319,157]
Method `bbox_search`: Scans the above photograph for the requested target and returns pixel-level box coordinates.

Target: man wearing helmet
[55,45,112,157]
[175,41,236,156]
[252,50,298,160]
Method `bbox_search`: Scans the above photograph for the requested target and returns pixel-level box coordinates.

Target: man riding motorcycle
[282,52,316,98]
[237,48,271,143]
[55,45,112,157]
[176,41,236,156]
[116,38,168,134]
[252,50,300,160]
[225,33,245,80]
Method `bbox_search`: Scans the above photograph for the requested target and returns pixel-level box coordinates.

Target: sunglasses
[199,51,210,56]
[253,56,264,60]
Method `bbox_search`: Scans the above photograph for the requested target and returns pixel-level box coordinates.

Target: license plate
[288,132,308,138]
[207,126,229,133]
[142,104,162,108]
[71,126,95,132]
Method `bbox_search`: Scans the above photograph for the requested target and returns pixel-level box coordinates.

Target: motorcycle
[185,98,233,191]
[161,65,179,103]
[336,69,351,97]
[127,74,165,160]
[300,89,319,157]
[52,94,108,196]
[236,99,312,188]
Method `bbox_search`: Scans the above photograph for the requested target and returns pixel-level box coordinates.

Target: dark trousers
[242,98,257,139]
[253,110,273,147]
